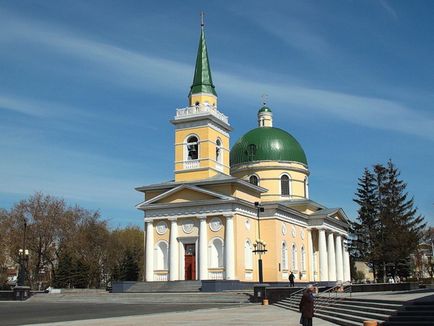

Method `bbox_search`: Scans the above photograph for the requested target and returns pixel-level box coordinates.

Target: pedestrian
[288,271,295,287]
[299,284,315,326]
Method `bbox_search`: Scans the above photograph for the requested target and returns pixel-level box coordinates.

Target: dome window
[281,175,291,196]
[186,136,199,160]
[246,144,257,161]
[249,175,259,186]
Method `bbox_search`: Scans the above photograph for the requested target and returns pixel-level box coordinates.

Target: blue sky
[0,0,433,227]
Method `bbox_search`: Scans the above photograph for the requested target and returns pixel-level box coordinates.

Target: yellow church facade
[136,22,351,284]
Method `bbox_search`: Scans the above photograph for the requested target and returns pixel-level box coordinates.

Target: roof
[135,173,268,193]
[258,106,272,113]
[230,127,308,166]
[189,26,217,96]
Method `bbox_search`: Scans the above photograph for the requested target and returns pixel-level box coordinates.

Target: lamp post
[253,202,267,283]
[17,219,28,287]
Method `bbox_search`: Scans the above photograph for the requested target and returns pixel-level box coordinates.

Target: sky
[0,0,433,228]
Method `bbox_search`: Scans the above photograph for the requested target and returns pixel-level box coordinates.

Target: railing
[184,160,200,169]
[285,283,318,308]
[154,272,168,281]
[314,281,352,312]
[208,270,225,280]
[175,105,229,125]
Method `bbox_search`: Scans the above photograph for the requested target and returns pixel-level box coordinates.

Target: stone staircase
[125,281,202,293]
[273,291,404,326]
[383,297,434,326]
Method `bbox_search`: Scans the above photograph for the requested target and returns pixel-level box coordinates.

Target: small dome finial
[261,93,268,107]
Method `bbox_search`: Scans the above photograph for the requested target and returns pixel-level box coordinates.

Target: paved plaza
[21,305,335,326]
[1,289,433,326]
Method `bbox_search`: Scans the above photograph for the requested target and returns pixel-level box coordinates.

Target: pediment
[136,184,234,209]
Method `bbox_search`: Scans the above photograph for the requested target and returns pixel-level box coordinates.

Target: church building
[136,22,351,284]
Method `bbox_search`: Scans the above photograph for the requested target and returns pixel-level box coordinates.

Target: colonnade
[312,228,351,282]
[145,214,235,282]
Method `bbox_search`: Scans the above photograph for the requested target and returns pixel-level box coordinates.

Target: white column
[169,218,178,281]
[335,234,344,281]
[198,215,208,280]
[327,232,337,281]
[318,228,328,281]
[224,214,235,280]
[307,229,314,281]
[343,238,351,282]
[145,220,154,282]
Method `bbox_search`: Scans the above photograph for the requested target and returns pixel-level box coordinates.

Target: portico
[308,227,351,282]
[143,212,238,282]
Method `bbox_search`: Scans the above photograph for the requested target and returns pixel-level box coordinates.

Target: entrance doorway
[184,243,196,280]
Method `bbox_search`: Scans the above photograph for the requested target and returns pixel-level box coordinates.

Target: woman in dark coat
[299,285,315,326]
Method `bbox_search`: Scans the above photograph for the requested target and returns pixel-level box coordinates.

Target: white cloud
[1,11,432,141]
[379,0,398,20]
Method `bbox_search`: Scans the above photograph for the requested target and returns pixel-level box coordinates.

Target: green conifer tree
[351,168,380,279]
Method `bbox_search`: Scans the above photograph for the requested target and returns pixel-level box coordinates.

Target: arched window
[281,241,288,271]
[292,244,297,271]
[245,240,253,270]
[209,238,224,268]
[304,177,309,199]
[281,175,290,196]
[186,136,199,160]
[154,241,169,270]
[301,246,306,271]
[216,139,222,164]
[249,175,259,186]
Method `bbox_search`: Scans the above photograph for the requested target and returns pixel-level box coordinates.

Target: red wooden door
[184,244,196,280]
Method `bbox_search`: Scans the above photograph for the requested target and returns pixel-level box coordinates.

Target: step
[396,310,434,316]
[338,300,403,310]
[330,302,397,315]
[314,309,387,324]
[314,312,364,326]
[320,304,396,320]
[343,298,405,305]
[404,304,434,310]
[388,315,434,322]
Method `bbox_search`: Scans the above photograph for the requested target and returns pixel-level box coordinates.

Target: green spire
[189,19,217,97]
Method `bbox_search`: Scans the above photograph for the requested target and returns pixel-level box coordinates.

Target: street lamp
[253,202,267,283]
[16,219,28,287]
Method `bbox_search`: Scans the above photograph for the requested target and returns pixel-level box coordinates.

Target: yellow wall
[157,188,215,204]
[231,161,309,201]
[174,125,230,181]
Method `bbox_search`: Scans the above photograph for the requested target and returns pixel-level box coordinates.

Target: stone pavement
[24,305,335,326]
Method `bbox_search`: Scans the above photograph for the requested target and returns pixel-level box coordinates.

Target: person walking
[288,271,295,287]
[299,284,315,326]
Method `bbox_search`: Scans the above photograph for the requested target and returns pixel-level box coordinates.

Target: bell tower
[171,16,231,182]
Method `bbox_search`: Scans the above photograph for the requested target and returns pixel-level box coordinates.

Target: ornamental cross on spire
[261,94,269,106]
[201,11,205,28]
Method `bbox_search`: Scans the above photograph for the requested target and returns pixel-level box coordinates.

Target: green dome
[258,106,272,113]
[230,127,308,166]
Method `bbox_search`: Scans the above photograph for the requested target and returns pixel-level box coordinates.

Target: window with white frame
[281,174,291,196]
[209,238,224,268]
[154,241,169,270]
[292,244,297,271]
[304,176,309,198]
[186,135,199,160]
[281,241,288,270]
[245,240,253,270]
